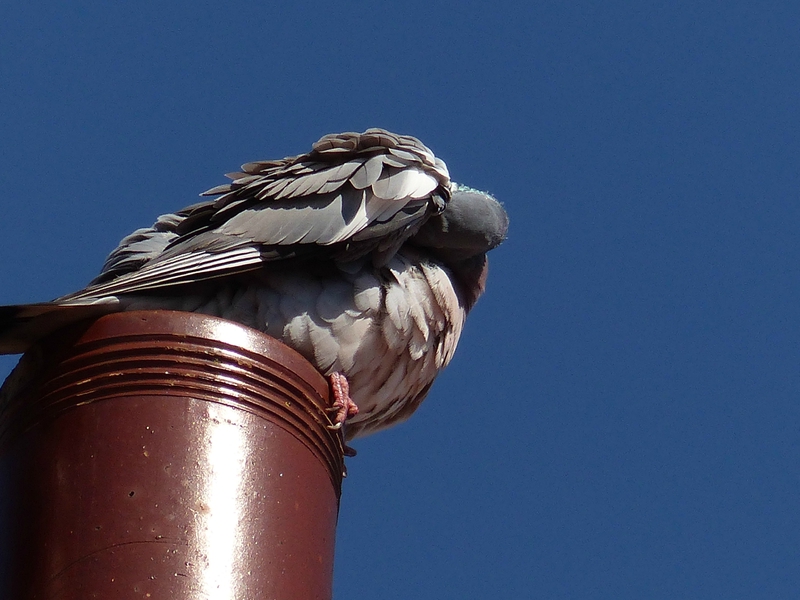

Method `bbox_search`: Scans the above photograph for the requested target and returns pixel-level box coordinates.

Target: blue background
[2,2,799,597]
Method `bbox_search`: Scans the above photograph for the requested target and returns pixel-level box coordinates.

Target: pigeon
[0,129,508,439]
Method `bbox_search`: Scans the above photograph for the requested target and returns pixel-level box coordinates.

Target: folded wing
[63,129,451,302]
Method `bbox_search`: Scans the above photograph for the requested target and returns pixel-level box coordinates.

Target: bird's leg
[327,371,359,427]
[327,372,359,457]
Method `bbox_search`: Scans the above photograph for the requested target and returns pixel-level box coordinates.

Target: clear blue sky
[2,2,799,598]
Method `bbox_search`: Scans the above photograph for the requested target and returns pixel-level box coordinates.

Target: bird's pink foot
[327,372,359,457]
[327,371,359,429]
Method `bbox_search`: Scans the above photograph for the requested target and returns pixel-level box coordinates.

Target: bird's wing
[62,129,451,301]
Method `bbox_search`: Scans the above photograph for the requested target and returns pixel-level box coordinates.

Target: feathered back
[66,129,452,302]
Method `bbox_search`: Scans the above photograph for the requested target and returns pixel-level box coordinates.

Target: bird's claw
[327,371,359,428]
[326,372,359,458]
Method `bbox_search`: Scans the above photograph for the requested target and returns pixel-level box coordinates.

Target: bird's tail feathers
[0,300,120,355]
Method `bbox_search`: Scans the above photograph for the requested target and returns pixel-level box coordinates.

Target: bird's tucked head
[409,184,508,309]
[410,185,508,259]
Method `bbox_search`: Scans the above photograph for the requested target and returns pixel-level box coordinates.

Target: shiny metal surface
[0,311,343,599]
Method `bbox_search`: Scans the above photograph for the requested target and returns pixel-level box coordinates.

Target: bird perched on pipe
[0,129,508,439]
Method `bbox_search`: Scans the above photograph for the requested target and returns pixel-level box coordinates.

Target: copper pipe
[0,310,344,599]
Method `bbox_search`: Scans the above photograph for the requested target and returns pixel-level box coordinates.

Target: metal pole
[0,310,344,599]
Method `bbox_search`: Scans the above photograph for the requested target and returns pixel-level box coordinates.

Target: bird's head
[409,184,508,309]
